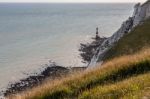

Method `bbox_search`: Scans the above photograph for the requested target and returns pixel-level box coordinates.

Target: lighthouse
[96,27,100,40]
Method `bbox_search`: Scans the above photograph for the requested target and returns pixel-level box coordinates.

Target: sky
[0,0,147,3]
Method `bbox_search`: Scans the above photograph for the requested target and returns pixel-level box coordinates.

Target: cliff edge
[89,0,150,67]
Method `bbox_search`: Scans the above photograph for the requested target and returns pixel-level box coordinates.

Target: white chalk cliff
[89,0,150,68]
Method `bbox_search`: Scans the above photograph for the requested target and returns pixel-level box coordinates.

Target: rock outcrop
[89,0,150,68]
[79,37,107,64]
[133,0,150,27]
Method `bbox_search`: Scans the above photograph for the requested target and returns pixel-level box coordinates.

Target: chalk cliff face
[89,0,150,68]
[133,0,150,27]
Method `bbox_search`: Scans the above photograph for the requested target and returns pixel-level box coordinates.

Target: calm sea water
[0,3,134,92]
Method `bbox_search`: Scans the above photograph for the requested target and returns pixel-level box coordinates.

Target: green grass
[33,59,150,99]
[10,17,150,99]
[102,18,150,61]
[79,73,150,99]
[11,48,150,99]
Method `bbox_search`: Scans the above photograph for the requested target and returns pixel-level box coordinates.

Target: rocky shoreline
[1,31,100,98]
[3,63,86,97]
[3,1,150,97]
[79,36,107,64]
[2,28,104,97]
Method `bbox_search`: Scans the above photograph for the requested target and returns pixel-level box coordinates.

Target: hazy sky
[0,0,147,3]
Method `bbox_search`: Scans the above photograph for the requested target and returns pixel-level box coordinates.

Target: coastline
[3,33,103,97]
[0,3,140,98]
[3,63,86,97]
[1,32,102,98]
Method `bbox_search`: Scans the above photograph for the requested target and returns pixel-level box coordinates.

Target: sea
[0,3,134,94]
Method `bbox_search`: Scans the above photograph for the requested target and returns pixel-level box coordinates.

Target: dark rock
[4,65,70,96]
[79,36,107,63]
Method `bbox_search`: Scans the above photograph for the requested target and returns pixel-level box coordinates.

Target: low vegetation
[9,16,150,99]
[102,18,150,61]
[10,48,150,99]
[79,73,150,99]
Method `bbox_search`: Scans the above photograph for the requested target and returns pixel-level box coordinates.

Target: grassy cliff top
[102,18,150,62]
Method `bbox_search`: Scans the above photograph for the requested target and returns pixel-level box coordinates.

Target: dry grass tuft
[9,48,150,99]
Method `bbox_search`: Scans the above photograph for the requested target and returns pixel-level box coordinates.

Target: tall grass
[79,73,150,99]
[10,48,150,99]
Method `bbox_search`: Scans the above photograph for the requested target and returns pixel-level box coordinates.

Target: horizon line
[0,2,141,3]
